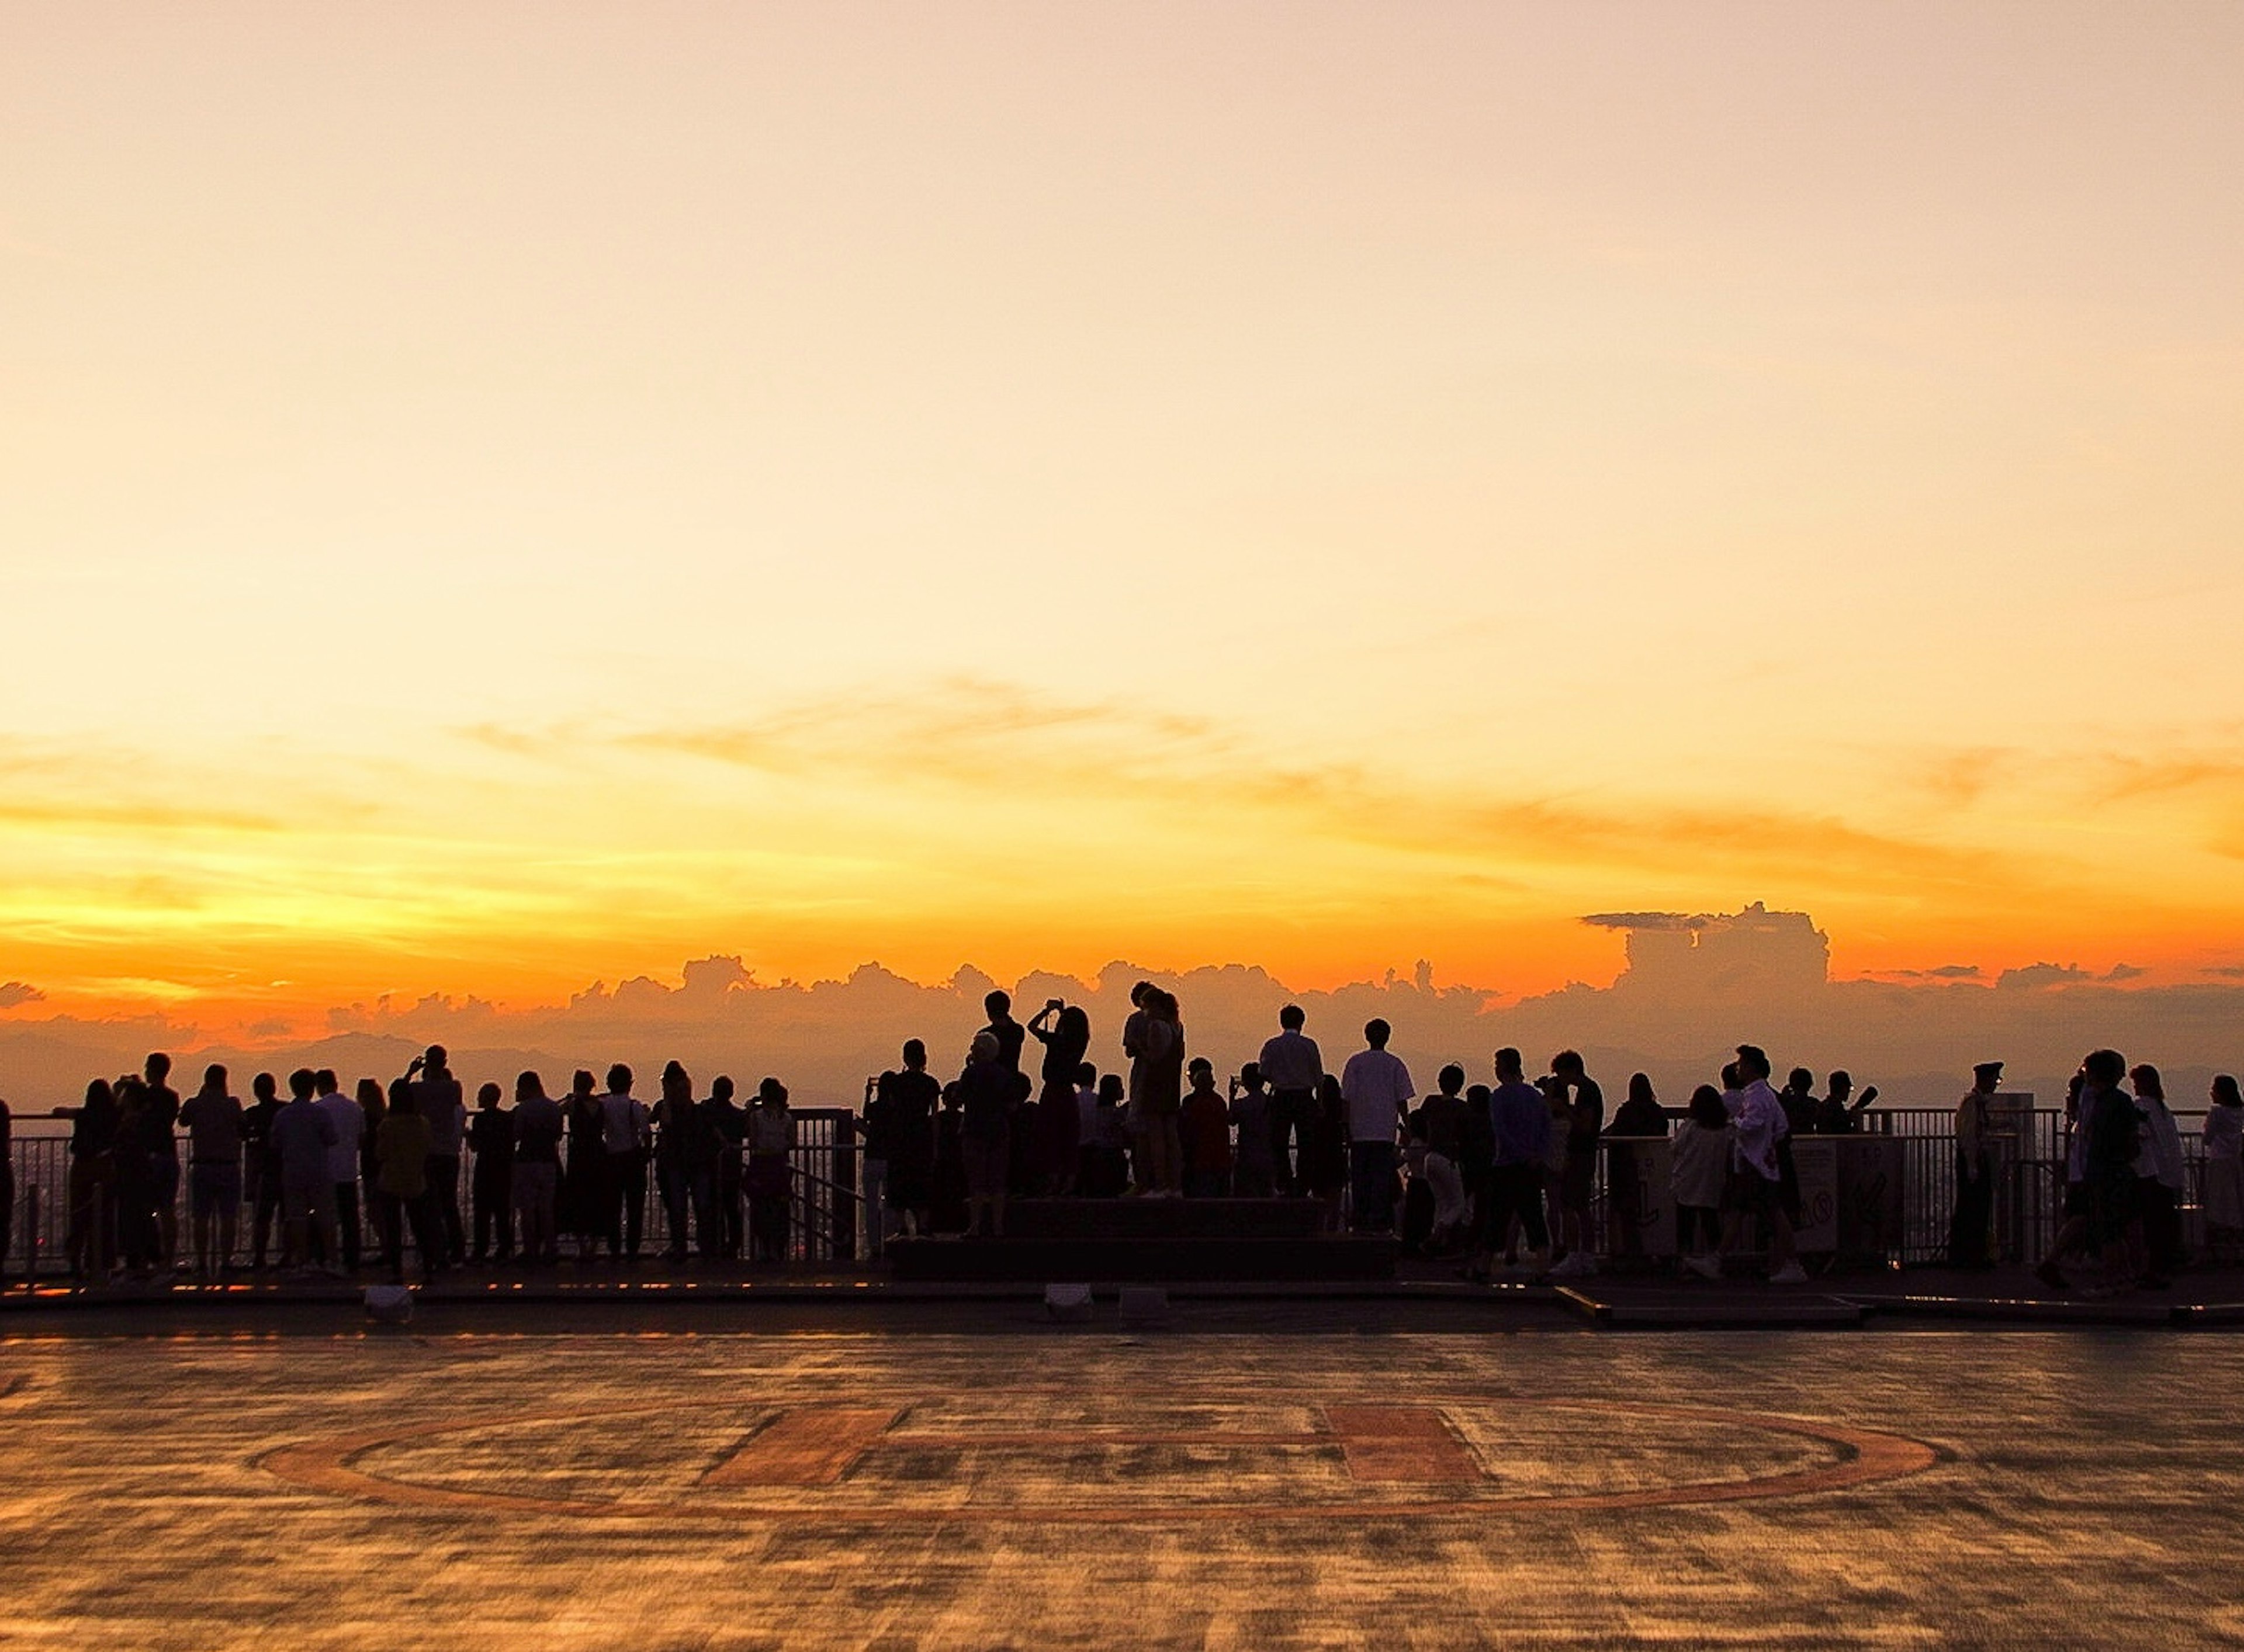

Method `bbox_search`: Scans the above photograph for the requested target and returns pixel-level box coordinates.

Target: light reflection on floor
[2,1329,2239,1647]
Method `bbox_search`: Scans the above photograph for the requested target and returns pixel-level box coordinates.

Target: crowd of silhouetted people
[11,983,2243,1293]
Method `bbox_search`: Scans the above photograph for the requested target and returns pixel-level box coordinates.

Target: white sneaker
[1550,1251,1597,1279]
[1768,1262,1809,1285]
[1684,1254,1723,1282]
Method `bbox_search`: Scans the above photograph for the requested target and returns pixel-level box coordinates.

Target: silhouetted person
[2132,1064,2186,1284]
[932,1082,969,1235]
[272,1068,340,1276]
[469,1080,515,1263]
[600,1064,650,1260]
[65,1078,122,1279]
[1547,1051,1603,1277]
[111,1076,161,1275]
[1028,1000,1092,1194]
[1181,1058,1232,1197]
[2205,1075,2244,1261]
[1416,1065,1470,1253]
[885,1042,940,1238]
[140,1052,182,1272]
[1474,1048,1550,1278]
[241,1072,282,1270]
[1259,1005,1324,1198]
[746,1077,792,1263]
[1090,1073,1129,1197]
[1813,1069,1877,1134]
[2079,1049,2140,1293]
[179,1064,244,1277]
[1948,1061,2001,1269]
[1605,1072,1666,1264]
[704,1075,746,1259]
[1610,1073,1665,1138]
[654,1059,714,1263]
[1127,988,1186,1197]
[373,1079,444,1286]
[1726,1045,1805,1284]
[959,1032,1013,1235]
[1120,982,1155,1193]
[314,1069,363,1273]
[982,990,1026,1074]
[409,1047,468,1266]
[1228,1063,1276,1200]
[560,1069,606,1259]
[355,1079,387,1241]
[511,1071,563,1265]
[1341,1020,1412,1234]
[860,1072,894,1250]
[1671,1085,1730,1280]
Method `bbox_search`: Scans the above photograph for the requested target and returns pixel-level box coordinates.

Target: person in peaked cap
[1948,1062,2003,1268]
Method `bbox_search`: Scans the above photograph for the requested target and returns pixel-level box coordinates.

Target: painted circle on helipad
[262,1393,1940,1522]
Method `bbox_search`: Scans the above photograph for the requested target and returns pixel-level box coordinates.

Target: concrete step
[886,1235,1397,1283]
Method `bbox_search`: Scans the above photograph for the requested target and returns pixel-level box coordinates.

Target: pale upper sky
[4,4,2242,1025]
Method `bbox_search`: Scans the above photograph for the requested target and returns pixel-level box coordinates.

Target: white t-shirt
[601,1092,649,1154]
[1339,1049,1414,1144]
[1730,1079,1785,1182]
[316,1092,364,1184]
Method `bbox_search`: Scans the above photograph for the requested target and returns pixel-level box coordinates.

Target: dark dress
[1028,1013,1091,1182]
[559,1095,608,1245]
[931,1102,969,1235]
[885,1071,939,1213]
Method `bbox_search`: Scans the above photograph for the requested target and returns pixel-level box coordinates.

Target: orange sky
[5,4,2243,1034]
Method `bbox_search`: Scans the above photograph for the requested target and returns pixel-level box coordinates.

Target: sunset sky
[5,4,2243,1031]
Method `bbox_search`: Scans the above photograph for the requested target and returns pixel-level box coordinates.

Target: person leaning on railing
[746,1078,793,1263]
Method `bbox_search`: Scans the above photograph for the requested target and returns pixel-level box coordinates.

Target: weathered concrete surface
[2,1328,2239,1647]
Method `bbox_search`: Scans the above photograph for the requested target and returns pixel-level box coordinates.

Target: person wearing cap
[1947,1061,2003,1269]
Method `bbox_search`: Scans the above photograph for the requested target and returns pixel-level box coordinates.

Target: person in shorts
[179,1064,244,1276]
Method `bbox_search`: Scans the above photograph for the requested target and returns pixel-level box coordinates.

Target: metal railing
[5,1107,868,1283]
[6,1104,2223,1282]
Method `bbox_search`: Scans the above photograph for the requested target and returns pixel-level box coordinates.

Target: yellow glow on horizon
[4,6,2243,1033]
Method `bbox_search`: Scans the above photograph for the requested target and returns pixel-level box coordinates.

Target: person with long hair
[745,1077,794,1263]
[2130,1064,2186,1284]
[65,1078,122,1280]
[511,1071,563,1265]
[559,1069,606,1260]
[2203,1076,2244,1263]
[373,1078,444,1286]
[1027,1000,1092,1196]
[653,1059,714,1263]
[1130,989,1186,1198]
[1307,1073,1349,1232]
[1670,1085,1730,1281]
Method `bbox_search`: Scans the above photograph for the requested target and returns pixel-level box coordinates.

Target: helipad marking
[259,1395,1940,1522]
[704,1406,900,1487]
[1323,1405,1481,1481]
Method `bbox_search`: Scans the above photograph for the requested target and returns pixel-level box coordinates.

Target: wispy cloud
[468,677,2010,896]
